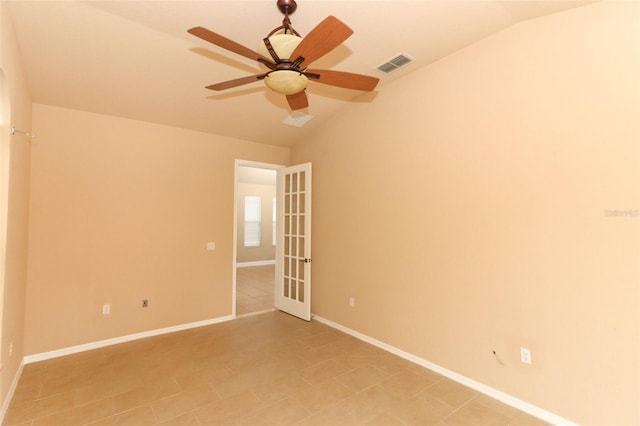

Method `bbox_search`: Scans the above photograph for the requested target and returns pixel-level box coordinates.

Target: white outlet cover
[206,242,216,251]
[520,347,532,364]
[102,304,110,315]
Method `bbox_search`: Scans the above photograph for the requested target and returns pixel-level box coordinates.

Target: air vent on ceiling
[376,53,415,74]
[283,112,313,128]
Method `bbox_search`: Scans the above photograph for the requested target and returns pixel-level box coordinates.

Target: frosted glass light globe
[263,70,309,95]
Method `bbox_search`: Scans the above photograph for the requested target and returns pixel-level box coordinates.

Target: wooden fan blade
[289,16,353,67]
[206,74,267,91]
[188,27,274,65]
[286,91,309,110]
[306,69,379,91]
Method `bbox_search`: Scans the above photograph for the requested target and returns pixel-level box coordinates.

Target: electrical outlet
[349,297,355,307]
[142,299,148,308]
[520,347,532,365]
[9,342,13,358]
[102,304,110,315]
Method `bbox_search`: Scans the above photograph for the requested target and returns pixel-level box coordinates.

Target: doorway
[233,161,280,317]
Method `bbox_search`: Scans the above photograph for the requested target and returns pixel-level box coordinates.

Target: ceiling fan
[188,0,380,110]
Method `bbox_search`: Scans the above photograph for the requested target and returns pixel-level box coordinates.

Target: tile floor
[236,265,275,316]
[4,312,550,425]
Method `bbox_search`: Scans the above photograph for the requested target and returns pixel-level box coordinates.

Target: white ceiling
[7,0,595,147]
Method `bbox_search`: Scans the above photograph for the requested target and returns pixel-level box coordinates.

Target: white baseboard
[0,360,24,424]
[23,315,234,364]
[236,260,276,268]
[312,314,578,426]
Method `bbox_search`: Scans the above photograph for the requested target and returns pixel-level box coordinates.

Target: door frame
[232,159,283,318]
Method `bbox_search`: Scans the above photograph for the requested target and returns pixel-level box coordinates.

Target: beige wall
[236,183,276,264]
[0,1,32,410]
[24,104,289,355]
[291,3,640,425]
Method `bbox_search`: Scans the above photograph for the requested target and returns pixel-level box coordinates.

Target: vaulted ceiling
[7,1,594,147]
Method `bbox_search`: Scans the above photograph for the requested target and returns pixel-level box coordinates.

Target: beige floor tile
[421,377,479,408]
[193,391,267,424]
[31,397,116,426]
[365,354,416,375]
[297,330,346,348]
[274,356,317,374]
[174,366,234,392]
[4,391,75,425]
[472,394,530,420]
[251,373,311,406]
[378,369,441,399]
[136,357,199,383]
[150,386,219,423]
[297,403,359,426]
[335,364,391,392]
[290,378,355,413]
[15,363,48,384]
[9,383,42,405]
[73,374,144,406]
[239,396,311,425]
[113,378,182,412]
[366,411,406,425]
[209,369,273,399]
[296,343,346,367]
[441,398,512,425]
[5,311,544,426]
[86,405,156,426]
[236,358,298,384]
[338,384,403,423]
[38,371,99,399]
[406,362,449,381]
[391,393,457,425]
[299,359,352,386]
[156,411,200,426]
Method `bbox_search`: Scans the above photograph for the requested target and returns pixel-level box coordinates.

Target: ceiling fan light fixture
[257,33,307,95]
[264,70,309,95]
[188,3,378,110]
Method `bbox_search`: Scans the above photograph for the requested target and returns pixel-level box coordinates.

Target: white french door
[276,163,312,321]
